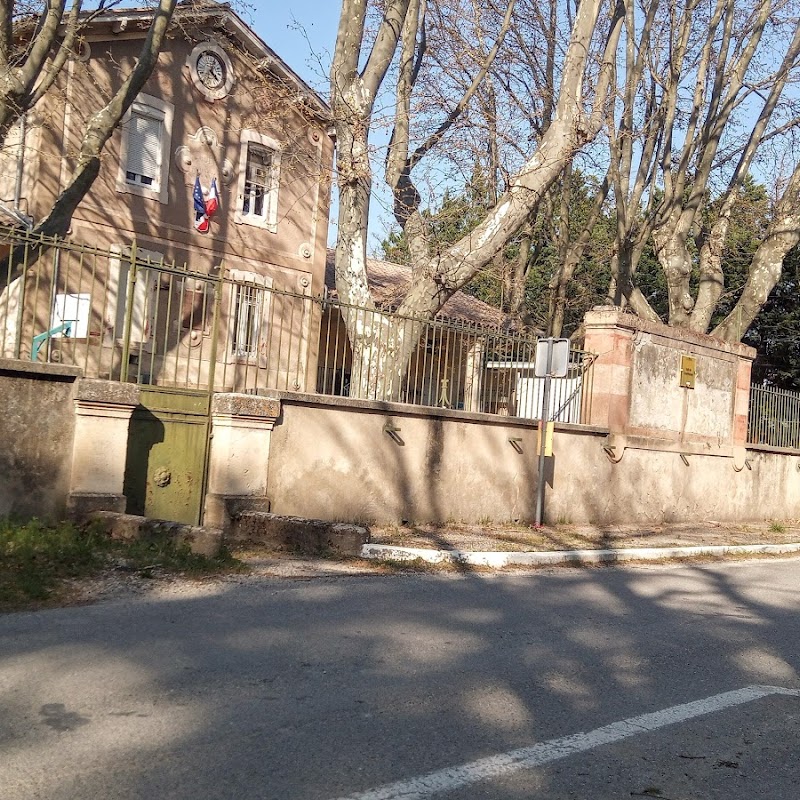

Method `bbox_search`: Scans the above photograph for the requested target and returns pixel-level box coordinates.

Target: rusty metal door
[123,388,211,525]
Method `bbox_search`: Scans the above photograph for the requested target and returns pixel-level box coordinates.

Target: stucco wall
[0,359,79,520]
[583,308,755,448]
[264,394,800,526]
[266,396,545,524]
[545,439,800,525]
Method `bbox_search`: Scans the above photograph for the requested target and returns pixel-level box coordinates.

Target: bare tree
[0,0,88,148]
[713,158,800,341]
[0,0,181,248]
[331,0,621,399]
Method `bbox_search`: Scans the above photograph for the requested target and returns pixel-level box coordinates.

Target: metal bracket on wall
[602,439,625,463]
[383,420,404,446]
[680,453,690,466]
[508,437,523,454]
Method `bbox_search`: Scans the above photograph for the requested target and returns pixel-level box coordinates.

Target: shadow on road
[1,558,799,799]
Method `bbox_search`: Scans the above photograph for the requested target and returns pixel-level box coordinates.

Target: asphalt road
[2,559,800,799]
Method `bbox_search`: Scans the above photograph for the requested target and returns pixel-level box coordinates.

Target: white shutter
[127,112,162,184]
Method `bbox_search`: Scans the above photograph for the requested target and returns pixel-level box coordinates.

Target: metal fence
[748,384,800,450]
[1,226,594,422]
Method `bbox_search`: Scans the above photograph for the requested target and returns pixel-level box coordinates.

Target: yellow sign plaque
[680,354,697,389]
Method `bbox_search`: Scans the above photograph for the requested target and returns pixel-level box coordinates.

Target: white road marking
[334,685,800,800]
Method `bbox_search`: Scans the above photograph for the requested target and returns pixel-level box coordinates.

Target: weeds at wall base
[0,518,243,612]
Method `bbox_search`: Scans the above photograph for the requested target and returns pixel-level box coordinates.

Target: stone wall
[0,360,139,522]
[583,308,755,453]
[3,307,799,529]
[0,359,80,520]
[261,393,800,526]
[264,394,564,524]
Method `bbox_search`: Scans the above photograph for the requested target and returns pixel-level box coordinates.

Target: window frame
[234,130,281,232]
[116,94,173,204]
[228,269,273,363]
[106,245,161,346]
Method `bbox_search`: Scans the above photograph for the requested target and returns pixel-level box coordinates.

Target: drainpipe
[14,112,26,212]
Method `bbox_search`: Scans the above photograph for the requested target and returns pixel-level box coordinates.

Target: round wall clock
[186,42,234,101]
[196,50,226,90]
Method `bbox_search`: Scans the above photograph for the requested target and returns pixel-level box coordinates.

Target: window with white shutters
[232,282,263,357]
[125,111,162,187]
[242,144,273,218]
[116,94,173,204]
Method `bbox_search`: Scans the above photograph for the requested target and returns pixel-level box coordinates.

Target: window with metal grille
[242,144,274,219]
[232,281,264,357]
[125,110,162,188]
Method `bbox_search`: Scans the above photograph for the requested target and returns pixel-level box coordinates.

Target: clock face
[196,51,225,90]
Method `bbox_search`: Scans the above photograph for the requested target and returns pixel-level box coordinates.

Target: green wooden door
[123,388,211,525]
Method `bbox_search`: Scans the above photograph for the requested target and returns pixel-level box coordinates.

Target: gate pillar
[582,306,755,453]
[203,394,280,528]
[67,378,139,519]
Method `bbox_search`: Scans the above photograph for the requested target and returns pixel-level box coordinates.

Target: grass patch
[769,521,786,534]
[0,519,243,612]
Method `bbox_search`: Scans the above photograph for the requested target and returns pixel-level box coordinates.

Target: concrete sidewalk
[361,520,800,567]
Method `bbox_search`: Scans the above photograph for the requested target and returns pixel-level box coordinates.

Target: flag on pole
[205,177,220,218]
[193,176,210,233]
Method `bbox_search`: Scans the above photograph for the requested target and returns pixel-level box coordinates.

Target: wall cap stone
[67,492,126,521]
[583,306,756,361]
[0,357,82,380]
[89,511,222,558]
[212,393,281,419]
[75,378,140,406]
[231,511,369,555]
[257,388,609,434]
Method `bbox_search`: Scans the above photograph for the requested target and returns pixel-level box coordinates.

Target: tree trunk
[332,0,613,395]
[690,216,727,332]
[348,311,424,401]
[713,163,800,342]
[548,248,580,337]
[652,219,695,326]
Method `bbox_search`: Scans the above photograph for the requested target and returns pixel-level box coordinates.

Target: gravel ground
[40,520,800,611]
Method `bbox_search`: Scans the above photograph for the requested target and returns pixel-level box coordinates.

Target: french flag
[193,176,209,234]
[205,177,220,218]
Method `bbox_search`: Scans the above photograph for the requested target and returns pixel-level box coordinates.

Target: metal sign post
[534,338,569,526]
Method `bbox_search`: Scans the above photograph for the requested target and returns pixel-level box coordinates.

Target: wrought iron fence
[748,384,800,450]
[0,226,594,422]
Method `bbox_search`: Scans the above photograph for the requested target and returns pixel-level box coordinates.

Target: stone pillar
[67,378,139,519]
[582,306,756,455]
[733,356,753,446]
[203,394,281,528]
[582,308,634,431]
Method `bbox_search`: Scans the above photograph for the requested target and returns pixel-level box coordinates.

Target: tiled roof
[324,250,506,329]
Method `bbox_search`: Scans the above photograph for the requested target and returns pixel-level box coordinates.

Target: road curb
[360,542,800,567]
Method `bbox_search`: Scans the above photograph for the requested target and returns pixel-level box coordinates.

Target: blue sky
[249,3,339,94]
[248,3,394,252]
